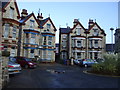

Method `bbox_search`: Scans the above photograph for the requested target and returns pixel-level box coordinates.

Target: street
[4,63,119,88]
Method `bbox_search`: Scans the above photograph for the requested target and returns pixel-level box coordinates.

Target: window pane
[4,24,9,38]
[47,24,51,29]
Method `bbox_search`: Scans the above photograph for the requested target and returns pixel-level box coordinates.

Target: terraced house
[59,19,106,60]
[37,14,57,62]
[1,0,57,62]
[2,0,20,57]
[18,9,40,58]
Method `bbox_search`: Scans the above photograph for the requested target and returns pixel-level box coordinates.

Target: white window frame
[12,26,17,39]
[10,49,16,57]
[89,40,92,48]
[43,51,46,59]
[77,40,81,47]
[48,36,52,45]
[47,24,51,30]
[94,40,98,48]
[4,24,9,38]
[76,28,81,35]
[30,34,36,44]
[48,51,52,60]
[93,29,99,36]
[30,20,35,29]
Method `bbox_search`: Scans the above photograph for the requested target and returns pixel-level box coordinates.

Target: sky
[17,1,118,44]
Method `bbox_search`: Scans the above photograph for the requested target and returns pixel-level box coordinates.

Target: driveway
[4,63,119,88]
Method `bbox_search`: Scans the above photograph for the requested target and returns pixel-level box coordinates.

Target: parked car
[15,57,37,69]
[73,59,83,65]
[96,58,105,63]
[8,61,22,75]
[79,59,98,67]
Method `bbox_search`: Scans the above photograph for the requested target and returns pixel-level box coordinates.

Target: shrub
[91,53,119,76]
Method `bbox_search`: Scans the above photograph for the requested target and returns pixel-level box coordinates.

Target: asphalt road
[4,63,119,88]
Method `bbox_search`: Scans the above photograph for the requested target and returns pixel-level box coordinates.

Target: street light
[110,27,114,54]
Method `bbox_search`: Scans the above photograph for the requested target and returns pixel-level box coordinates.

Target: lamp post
[110,28,114,54]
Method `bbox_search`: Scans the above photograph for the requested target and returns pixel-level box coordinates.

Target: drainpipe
[0,1,2,89]
[17,23,23,56]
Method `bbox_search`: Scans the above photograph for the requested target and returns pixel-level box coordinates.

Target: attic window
[47,24,51,30]
[93,28,99,36]
[76,28,81,35]
[30,20,35,29]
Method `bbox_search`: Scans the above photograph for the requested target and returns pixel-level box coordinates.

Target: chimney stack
[37,13,43,20]
[21,9,28,19]
[88,19,94,29]
[73,19,79,26]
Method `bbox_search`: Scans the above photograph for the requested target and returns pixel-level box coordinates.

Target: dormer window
[10,7,14,19]
[30,20,35,29]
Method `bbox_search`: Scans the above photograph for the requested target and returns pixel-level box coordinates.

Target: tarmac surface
[4,63,119,88]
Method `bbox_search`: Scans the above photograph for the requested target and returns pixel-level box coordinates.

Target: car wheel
[24,65,29,69]
[84,64,88,68]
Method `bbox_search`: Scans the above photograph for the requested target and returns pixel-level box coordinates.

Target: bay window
[4,24,9,38]
[12,26,17,39]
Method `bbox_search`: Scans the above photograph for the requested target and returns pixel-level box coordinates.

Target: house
[106,44,115,54]
[37,14,57,62]
[114,28,120,53]
[59,19,106,60]
[1,0,20,87]
[2,0,20,57]
[18,9,40,58]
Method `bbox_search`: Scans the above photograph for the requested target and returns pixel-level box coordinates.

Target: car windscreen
[25,58,32,61]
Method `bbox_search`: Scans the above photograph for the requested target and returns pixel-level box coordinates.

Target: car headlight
[29,62,33,65]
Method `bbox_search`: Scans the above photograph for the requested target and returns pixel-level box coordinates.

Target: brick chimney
[37,13,43,20]
[73,19,79,26]
[21,9,28,19]
[88,19,94,29]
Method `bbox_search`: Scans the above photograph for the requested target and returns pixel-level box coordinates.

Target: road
[4,63,119,88]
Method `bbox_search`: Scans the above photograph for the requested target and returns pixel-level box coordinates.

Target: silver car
[8,61,22,75]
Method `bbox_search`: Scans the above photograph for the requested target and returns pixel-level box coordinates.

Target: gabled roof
[59,27,71,34]
[38,17,57,31]
[88,22,106,36]
[70,21,86,33]
[2,0,20,18]
[19,13,40,26]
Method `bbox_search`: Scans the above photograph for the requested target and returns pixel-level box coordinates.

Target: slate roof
[59,27,71,34]
[19,13,33,23]
[2,2,8,8]
[38,18,49,29]
[38,17,57,31]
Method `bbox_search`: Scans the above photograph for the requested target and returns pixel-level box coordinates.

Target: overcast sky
[17,1,118,44]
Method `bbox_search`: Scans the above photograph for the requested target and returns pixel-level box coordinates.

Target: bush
[91,53,120,76]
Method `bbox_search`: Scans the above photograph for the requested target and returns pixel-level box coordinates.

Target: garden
[88,53,120,76]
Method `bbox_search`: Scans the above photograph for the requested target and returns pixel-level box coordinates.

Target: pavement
[3,63,119,88]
